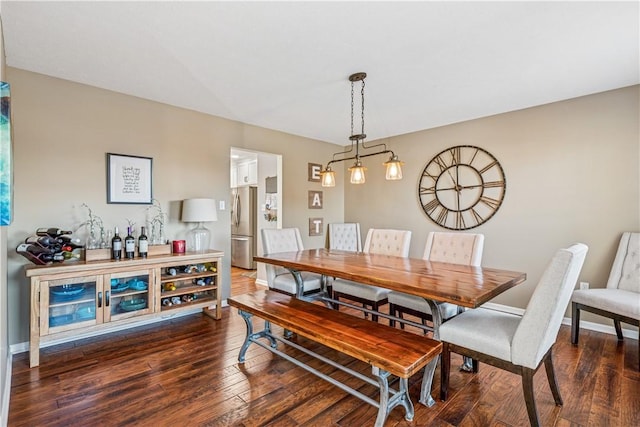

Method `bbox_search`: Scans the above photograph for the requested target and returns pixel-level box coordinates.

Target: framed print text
[107,153,153,204]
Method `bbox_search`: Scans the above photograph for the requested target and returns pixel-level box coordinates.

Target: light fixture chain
[360,79,365,136]
[350,80,355,137]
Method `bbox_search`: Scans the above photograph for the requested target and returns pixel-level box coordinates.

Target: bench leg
[419,298,442,407]
[372,368,414,427]
[237,310,277,363]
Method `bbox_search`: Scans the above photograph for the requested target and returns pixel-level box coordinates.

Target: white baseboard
[482,302,637,339]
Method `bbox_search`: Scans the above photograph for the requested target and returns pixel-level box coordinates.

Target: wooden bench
[228,290,442,427]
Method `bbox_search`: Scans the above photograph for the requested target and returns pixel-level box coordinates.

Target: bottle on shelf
[24,235,62,251]
[60,241,84,251]
[124,226,135,259]
[111,227,122,260]
[53,251,81,262]
[35,228,72,238]
[16,243,56,265]
[138,226,148,258]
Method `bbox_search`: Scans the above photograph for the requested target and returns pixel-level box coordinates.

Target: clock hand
[459,184,484,190]
[445,168,460,192]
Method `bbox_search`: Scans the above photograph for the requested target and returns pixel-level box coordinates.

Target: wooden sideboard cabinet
[25,250,224,367]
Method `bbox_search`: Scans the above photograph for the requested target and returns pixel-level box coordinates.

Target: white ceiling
[1,1,638,146]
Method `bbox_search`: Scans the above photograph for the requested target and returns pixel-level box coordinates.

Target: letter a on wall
[308,191,323,209]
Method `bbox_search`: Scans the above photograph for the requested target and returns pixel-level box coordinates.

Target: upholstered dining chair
[328,223,362,252]
[439,243,588,427]
[571,232,639,369]
[332,228,412,321]
[261,228,324,297]
[388,232,484,331]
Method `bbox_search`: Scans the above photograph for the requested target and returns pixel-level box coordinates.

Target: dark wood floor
[9,267,640,426]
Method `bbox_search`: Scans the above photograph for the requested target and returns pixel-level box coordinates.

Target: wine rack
[24,250,223,367]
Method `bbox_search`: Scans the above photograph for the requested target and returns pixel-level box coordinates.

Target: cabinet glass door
[105,269,153,321]
[44,275,99,333]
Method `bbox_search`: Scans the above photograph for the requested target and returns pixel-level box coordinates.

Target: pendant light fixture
[320,72,403,187]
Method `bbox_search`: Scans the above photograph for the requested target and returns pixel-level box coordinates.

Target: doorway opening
[230,148,282,284]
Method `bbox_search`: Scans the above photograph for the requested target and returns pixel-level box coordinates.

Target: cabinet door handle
[106,291,110,307]
[98,291,102,308]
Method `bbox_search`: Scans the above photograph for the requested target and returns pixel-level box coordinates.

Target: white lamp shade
[181,198,218,222]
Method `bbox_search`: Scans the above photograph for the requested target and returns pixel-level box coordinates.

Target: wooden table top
[255,249,526,308]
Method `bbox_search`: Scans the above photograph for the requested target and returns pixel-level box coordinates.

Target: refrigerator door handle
[232,236,250,241]
[232,192,239,227]
[235,193,242,228]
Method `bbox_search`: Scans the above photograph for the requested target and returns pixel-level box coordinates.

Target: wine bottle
[138,226,148,258]
[35,228,72,238]
[16,243,55,265]
[56,235,83,245]
[59,251,81,260]
[111,227,122,260]
[61,241,84,252]
[24,235,62,251]
[124,226,135,259]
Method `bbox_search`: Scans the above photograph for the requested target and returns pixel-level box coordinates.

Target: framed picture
[0,82,12,226]
[106,153,153,204]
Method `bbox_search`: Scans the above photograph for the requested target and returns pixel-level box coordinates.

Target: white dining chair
[388,232,484,331]
[332,228,411,321]
[328,223,362,252]
[261,228,324,297]
[439,243,588,427]
[571,232,639,369]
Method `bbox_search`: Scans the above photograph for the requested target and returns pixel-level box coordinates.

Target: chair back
[423,232,484,266]
[606,232,640,293]
[363,228,411,257]
[261,228,304,286]
[328,223,362,252]
[512,243,588,369]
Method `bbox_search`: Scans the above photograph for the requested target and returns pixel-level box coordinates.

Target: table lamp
[181,198,217,252]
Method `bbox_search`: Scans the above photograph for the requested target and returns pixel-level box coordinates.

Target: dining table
[254,248,527,407]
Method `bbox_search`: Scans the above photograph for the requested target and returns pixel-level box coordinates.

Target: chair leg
[522,368,541,427]
[543,348,563,406]
[614,320,623,340]
[372,302,379,322]
[440,342,451,401]
[571,302,580,345]
[389,303,396,328]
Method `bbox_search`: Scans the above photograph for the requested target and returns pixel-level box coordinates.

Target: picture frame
[0,82,12,225]
[106,153,153,204]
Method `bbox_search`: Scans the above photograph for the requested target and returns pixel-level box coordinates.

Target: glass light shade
[181,198,217,252]
[321,167,336,187]
[348,161,367,184]
[384,156,404,180]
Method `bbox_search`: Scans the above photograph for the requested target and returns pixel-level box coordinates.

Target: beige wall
[345,85,639,318]
[2,67,638,346]
[5,68,345,345]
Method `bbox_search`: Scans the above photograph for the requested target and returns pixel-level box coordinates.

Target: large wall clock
[418,145,506,230]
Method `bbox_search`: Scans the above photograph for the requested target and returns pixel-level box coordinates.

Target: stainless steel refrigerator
[231,186,257,269]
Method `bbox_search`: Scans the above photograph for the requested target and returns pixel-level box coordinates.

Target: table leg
[419,299,442,407]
